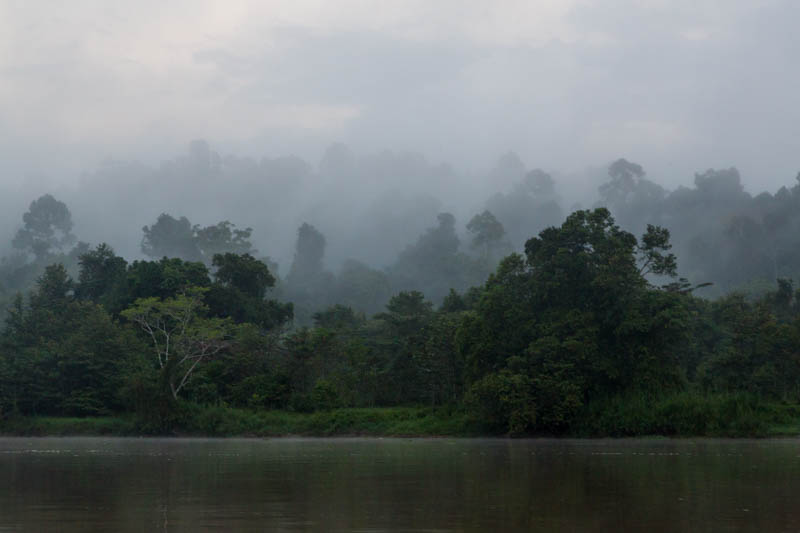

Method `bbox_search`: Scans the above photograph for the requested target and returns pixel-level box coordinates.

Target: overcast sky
[1,0,798,192]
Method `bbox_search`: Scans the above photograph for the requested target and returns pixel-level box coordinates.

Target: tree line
[2,187,800,434]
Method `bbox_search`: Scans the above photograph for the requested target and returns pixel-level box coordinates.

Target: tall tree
[286,223,326,285]
[122,288,231,400]
[141,214,200,261]
[391,213,468,302]
[142,214,255,264]
[212,253,274,300]
[195,221,254,260]
[485,169,563,249]
[467,210,507,258]
[0,264,137,416]
[75,243,128,305]
[206,253,292,329]
[599,158,646,206]
[461,208,687,434]
[12,194,76,259]
[375,291,434,403]
[284,223,334,322]
[597,158,666,230]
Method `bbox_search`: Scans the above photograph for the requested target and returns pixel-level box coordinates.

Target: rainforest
[2,154,800,438]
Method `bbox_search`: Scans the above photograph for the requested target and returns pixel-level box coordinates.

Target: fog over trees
[3,141,800,317]
[3,2,800,436]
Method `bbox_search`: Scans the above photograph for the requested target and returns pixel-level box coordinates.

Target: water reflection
[1,437,799,532]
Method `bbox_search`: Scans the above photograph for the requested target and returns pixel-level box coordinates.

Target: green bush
[575,391,770,437]
[310,379,340,411]
[465,370,536,435]
[230,374,291,409]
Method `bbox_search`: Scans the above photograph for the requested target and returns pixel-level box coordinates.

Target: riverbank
[2,398,800,438]
[0,406,478,438]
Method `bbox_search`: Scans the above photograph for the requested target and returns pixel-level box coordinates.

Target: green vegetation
[4,400,800,438]
[5,159,800,438]
[0,407,475,437]
[575,392,800,438]
[0,416,137,436]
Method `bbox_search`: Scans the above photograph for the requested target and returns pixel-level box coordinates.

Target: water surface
[1,437,798,532]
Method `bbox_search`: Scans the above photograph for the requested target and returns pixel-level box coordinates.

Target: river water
[1,437,799,532]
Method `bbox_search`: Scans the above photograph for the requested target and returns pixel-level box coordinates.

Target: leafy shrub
[466,370,536,435]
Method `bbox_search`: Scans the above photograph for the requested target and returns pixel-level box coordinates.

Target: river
[1,437,798,532]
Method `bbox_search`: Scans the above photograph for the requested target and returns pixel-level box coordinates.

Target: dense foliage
[4,156,800,435]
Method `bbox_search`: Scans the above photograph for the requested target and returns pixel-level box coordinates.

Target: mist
[7,0,800,447]
[2,1,799,185]
[2,0,800,303]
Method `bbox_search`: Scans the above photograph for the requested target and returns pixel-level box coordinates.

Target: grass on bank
[3,393,800,438]
[0,415,138,436]
[179,405,477,437]
[0,406,478,438]
[575,391,800,438]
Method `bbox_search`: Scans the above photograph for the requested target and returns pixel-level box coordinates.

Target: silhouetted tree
[13,194,76,259]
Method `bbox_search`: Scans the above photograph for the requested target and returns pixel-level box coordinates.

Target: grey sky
[1,0,798,192]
